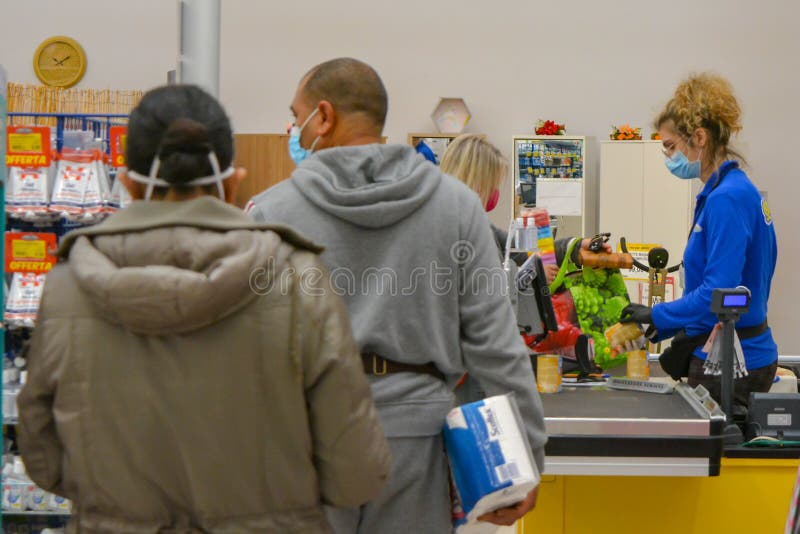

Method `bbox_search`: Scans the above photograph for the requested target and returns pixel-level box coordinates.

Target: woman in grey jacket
[18,85,390,533]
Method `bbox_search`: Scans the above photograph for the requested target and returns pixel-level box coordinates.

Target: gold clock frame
[33,36,87,88]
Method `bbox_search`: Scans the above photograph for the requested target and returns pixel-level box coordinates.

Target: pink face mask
[485,189,500,212]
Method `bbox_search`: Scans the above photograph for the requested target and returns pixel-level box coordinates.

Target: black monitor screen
[520,183,536,205]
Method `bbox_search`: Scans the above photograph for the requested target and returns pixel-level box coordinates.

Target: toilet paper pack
[444,394,540,534]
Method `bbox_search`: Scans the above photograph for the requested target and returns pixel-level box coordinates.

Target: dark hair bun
[126,85,234,187]
[157,118,214,184]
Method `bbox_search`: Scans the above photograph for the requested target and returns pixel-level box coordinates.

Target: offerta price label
[5,232,58,273]
[6,126,52,167]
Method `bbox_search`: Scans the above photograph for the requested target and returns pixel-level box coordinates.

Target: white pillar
[178,0,221,96]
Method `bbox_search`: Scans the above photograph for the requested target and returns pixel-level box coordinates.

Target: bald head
[299,58,388,135]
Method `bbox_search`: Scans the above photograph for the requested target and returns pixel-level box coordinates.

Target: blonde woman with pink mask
[440,134,609,282]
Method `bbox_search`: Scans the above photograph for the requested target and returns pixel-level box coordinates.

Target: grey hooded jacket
[249,144,547,471]
[18,197,391,533]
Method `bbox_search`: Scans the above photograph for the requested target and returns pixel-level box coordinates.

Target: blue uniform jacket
[651,160,778,370]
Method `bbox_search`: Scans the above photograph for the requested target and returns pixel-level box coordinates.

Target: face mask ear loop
[299,107,319,131]
[687,130,704,166]
[208,151,226,200]
[303,108,321,153]
[145,157,161,201]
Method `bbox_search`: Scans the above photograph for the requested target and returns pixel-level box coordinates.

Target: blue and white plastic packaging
[444,394,540,533]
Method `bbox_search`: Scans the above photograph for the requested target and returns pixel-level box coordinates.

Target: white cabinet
[599,141,693,268]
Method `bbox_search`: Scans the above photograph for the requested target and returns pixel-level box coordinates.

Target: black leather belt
[736,320,769,340]
[361,353,445,381]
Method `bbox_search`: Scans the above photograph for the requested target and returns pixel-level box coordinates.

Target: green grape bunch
[569,268,632,369]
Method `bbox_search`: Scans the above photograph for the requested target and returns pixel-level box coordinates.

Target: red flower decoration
[535,119,566,136]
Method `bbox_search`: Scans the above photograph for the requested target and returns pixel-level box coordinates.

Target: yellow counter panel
[519,458,799,534]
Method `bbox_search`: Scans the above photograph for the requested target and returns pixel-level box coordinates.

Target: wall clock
[33,36,87,88]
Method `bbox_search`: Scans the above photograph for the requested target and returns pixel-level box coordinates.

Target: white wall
[0,0,177,91]
[1,0,799,353]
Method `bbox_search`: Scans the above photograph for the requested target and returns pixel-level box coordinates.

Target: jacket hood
[64,197,318,335]
[291,144,441,228]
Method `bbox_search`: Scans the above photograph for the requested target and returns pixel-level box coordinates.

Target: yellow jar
[537,355,562,393]
[626,350,650,380]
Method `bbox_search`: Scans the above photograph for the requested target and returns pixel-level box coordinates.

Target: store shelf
[511,135,594,237]
[519,173,583,180]
[2,510,70,516]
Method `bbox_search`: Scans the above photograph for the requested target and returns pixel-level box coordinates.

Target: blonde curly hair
[440,134,507,206]
[655,73,744,161]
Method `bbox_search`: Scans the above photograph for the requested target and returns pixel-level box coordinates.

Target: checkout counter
[505,252,799,533]
[504,251,800,534]
[542,382,723,477]
[518,365,800,534]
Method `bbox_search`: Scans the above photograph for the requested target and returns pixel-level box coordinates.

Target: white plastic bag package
[703,323,749,379]
[96,158,114,214]
[109,172,132,211]
[1,455,72,513]
[48,491,72,512]
[5,165,54,222]
[443,394,540,534]
[2,385,19,422]
[2,456,29,511]
[4,272,46,329]
[2,482,25,511]
[50,157,91,221]
[25,484,49,511]
[77,156,109,224]
[49,151,113,223]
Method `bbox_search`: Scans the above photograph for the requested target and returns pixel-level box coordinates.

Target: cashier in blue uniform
[621,73,778,406]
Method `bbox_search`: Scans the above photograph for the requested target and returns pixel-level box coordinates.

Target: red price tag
[4,233,58,274]
[6,126,52,167]
[109,126,127,167]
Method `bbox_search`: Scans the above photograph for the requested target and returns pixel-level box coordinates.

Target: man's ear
[225,167,247,205]
[118,170,146,200]
[316,100,336,138]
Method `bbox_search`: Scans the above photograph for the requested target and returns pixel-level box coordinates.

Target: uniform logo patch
[693,224,703,233]
[762,199,773,225]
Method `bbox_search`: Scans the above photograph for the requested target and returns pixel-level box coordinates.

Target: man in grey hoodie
[248,58,547,533]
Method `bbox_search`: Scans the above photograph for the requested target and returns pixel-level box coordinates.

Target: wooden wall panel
[232,134,388,208]
[233,134,295,208]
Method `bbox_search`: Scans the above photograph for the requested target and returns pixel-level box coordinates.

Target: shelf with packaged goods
[1,110,114,531]
[2,509,71,516]
[2,478,73,517]
[4,384,22,426]
[518,176,584,184]
[511,135,596,239]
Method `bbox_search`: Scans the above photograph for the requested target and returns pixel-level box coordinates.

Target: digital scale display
[722,294,749,307]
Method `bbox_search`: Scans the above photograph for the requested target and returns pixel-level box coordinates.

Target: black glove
[620,303,651,324]
[619,304,658,340]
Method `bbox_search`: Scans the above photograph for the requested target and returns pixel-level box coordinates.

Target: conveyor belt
[542,385,713,437]
[540,384,724,476]
[542,386,698,420]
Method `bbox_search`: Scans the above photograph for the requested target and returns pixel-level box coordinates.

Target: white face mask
[125,151,234,201]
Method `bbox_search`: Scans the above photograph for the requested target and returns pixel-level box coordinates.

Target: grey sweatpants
[325,434,452,534]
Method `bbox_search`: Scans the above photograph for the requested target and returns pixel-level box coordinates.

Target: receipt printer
[746,393,800,440]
